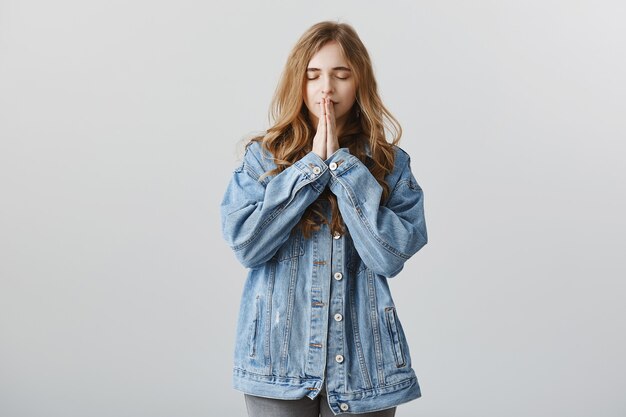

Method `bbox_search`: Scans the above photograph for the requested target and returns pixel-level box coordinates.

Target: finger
[327,120,334,157]
[326,99,334,134]
[327,98,335,124]
[326,116,333,139]
[325,99,340,157]
[312,101,327,159]
[319,101,327,140]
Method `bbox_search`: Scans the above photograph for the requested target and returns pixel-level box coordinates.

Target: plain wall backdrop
[1,1,625,416]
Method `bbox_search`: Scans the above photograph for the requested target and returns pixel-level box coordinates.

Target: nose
[321,75,334,97]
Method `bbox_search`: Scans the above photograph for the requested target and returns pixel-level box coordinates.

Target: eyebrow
[306,66,352,72]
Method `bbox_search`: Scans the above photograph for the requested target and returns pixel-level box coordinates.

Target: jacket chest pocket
[273,233,304,262]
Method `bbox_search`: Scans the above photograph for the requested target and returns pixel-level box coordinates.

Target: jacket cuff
[293,151,330,191]
[325,148,360,177]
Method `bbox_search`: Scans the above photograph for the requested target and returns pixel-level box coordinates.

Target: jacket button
[334,272,343,281]
[329,162,338,171]
[335,354,344,363]
[312,166,321,174]
[333,232,341,239]
[340,403,349,411]
[334,313,343,322]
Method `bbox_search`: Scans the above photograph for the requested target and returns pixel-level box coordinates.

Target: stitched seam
[332,158,358,177]
[367,269,385,385]
[279,256,299,374]
[349,279,373,389]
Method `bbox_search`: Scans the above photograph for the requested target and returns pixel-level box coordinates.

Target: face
[303,40,357,129]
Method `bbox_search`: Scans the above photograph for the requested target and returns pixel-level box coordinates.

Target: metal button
[329,162,338,171]
[312,166,321,174]
[335,354,344,363]
[333,272,343,281]
[333,232,341,239]
[334,313,343,322]
[340,403,349,411]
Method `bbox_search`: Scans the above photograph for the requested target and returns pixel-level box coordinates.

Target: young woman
[220,21,428,417]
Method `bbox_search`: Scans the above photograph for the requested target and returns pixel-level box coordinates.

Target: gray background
[1,1,625,416]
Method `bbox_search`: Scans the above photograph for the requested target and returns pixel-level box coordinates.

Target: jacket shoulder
[383,145,412,181]
[241,140,276,182]
[391,145,411,167]
[383,145,422,204]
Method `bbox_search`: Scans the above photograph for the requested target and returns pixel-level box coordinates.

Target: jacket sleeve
[220,142,331,268]
[326,147,428,277]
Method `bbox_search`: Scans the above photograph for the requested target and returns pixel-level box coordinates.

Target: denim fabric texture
[220,141,428,415]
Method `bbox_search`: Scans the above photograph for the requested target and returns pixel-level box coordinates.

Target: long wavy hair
[246,20,402,238]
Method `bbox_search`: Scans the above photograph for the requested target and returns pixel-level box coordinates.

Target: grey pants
[244,385,396,417]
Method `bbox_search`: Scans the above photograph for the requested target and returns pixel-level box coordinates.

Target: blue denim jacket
[220,140,428,415]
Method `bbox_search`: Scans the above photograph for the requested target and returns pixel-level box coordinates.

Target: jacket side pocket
[385,307,406,367]
[248,296,260,357]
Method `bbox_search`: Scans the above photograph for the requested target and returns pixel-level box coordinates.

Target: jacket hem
[232,367,422,414]
[233,367,323,400]
[326,377,421,414]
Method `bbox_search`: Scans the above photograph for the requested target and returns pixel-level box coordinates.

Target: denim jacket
[220,140,428,415]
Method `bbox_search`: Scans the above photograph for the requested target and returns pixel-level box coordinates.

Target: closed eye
[306,76,350,80]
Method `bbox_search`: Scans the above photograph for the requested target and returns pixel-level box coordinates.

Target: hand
[312,98,339,160]
[312,100,327,159]
[325,98,339,158]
